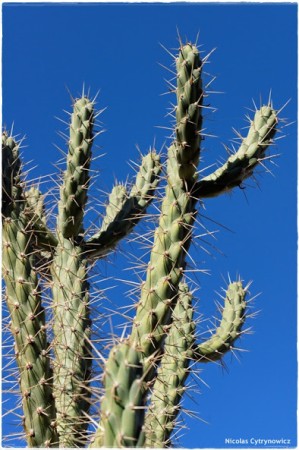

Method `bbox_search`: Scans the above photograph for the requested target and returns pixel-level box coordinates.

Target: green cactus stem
[85,150,161,258]
[2,132,58,447]
[193,281,246,362]
[130,43,203,370]
[100,340,145,447]
[194,106,278,198]
[57,96,94,239]
[144,283,195,448]
[51,237,92,447]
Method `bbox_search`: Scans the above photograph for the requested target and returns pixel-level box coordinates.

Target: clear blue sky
[2,2,297,448]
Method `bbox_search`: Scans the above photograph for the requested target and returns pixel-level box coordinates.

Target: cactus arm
[193,281,246,362]
[144,283,195,448]
[24,187,58,251]
[130,43,203,370]
[2,133,58,447]
[94,184,128,234]
[57,96,94,239]
[85,150,161,258]
[128,151,161,210]
[194,106,278,198]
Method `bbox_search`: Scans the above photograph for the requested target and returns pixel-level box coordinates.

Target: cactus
[2,38,280,448]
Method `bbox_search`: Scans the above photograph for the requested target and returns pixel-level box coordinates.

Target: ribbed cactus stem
[129,151,161,209]
[58,96,94,239]
[175,44,203,179]
[97,184,128,233]
[2,133,58,447]
[3,219,58,447]
[194,106,278,198]
[144,283,195,448]
[130,44,203,371]
[100,340,145,447]
[51,237,92,447]
[51,96,95,447]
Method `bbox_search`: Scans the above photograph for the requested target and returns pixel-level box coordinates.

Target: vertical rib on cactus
[51,96,94,447]
[2,132,58,447]
[144,283,195,448]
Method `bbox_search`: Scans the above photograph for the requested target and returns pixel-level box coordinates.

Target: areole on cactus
[2,38,279,448]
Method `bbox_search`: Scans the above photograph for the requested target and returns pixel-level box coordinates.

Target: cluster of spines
[24,187,58,251]
[2,132,23,217]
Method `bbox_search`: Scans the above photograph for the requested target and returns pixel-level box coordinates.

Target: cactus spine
[2,38,279,448]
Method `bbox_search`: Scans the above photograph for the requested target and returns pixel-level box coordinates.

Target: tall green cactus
[2,133,58,447]
[2,38,279,448]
